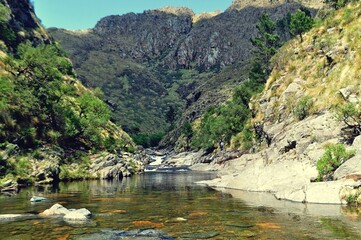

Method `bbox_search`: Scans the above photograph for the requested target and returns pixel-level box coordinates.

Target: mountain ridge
[49,0,319,145]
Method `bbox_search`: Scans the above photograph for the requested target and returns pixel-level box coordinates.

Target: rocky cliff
[193,1,361,205]
[0,0,51,50]
[49,1,319,142]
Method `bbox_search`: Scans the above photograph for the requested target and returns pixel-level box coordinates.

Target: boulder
[40,203,70,216]
[64,208,92,222]
[333,135,361,180]
[40,204,92,221]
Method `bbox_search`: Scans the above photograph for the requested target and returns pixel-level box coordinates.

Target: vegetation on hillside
[1,43,131,152]
[316,144,355,181]
[0,1,137,185]
[186,1,361,153]
[252,0,361,131]
[189,14,281,151]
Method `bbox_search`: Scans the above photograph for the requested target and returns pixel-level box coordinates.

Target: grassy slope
[252,2,361,125]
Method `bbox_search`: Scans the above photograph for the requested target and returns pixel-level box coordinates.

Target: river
[0,171,361,239]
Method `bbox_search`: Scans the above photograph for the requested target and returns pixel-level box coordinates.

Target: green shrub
[132,132,165,147]
[294,95,313,120]
[335,102,361,133]
[316,144,355,181]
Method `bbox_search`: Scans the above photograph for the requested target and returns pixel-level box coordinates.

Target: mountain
[0,0,144,189]
[49,0,320,147]
[168,1,361,205]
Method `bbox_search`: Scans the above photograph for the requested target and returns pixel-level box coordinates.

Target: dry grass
[254,2,361,123]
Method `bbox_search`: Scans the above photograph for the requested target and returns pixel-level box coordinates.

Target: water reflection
[0,172,360,239]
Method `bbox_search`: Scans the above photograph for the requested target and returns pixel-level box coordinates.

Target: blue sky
[33,0,233,30]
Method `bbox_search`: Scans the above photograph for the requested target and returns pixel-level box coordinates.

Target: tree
[289,9,314,42]
[250,14,280,84]
[251,14,280,65]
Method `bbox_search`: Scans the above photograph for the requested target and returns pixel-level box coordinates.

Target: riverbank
[160,112,361,205]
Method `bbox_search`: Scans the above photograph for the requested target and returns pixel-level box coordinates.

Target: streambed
[0,171,361,239]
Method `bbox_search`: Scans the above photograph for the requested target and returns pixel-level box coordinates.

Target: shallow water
[0,171,361,239]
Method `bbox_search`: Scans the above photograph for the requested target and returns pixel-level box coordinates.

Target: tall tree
[250,13,279,84]
[289,9,314,42]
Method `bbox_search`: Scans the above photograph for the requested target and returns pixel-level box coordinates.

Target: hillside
[196,1,361,205]
[49,0,320,146]
[0,0,144,190]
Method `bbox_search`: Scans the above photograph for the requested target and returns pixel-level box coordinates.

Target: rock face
[49,1,317,138]
[0,0,52,49]
[197,2,361,205]
[90,153,144,179]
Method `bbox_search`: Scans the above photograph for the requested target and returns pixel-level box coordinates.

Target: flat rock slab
[179,231,219,239]
[0,214,36,222]
[75,229,175,240]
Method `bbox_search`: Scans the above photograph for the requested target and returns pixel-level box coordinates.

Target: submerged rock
[75,229,175,240]
[180,231,219,239]
[30,196,48,202]
[0,214,35,222]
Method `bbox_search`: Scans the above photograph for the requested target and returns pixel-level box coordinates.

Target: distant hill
[49,0,319,147]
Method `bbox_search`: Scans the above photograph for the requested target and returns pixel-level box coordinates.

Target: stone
[304,181,350,204]
[64,208,92,222]
[283,83,302,97]
[40,203,70,216]
[0,214,34,222]
[30,196,47,202]
[75,229,175,240]
[41,204,92,222]
[334,155,361,180]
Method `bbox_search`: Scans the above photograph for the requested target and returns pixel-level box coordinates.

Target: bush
[316,144,355,181]
[294,95,313,120]
[335,102,361,134]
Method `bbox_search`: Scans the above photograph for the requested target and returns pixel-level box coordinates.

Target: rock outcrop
[90,152,145,179]
[196,2,361,204]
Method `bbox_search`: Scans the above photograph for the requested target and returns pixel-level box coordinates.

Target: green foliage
[294,95,313,120]
[335,102,361,134]
[250,14,280,84]
[132,132,166,148]
[289,9,314,42]
[316,144,355,181]
[251,14,280,63]
[346,193,360,204]
[190,15,281,151]
[192,89,251,150]
[0,43,127,152]
[0,3,16,46]
[240,124,254,151]
[181,122,193,138]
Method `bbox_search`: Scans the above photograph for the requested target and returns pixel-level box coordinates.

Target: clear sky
[33,0,234,30]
